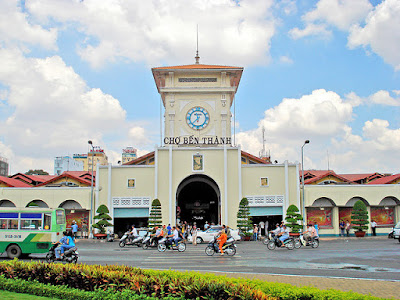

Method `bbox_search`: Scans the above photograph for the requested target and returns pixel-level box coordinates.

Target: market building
[96,59,300,235]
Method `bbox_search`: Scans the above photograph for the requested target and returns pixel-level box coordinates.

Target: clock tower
[152,60,243,147]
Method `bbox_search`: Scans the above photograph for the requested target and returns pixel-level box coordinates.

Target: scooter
[157,237,186,252]
[45,243,79,263]
[141,232,159,249]
[262,232,274,245]
[119,231,143,248]
[266,236,294,250]
[297,234,319,248]
[205,236,236,256]
[107,230,114,242]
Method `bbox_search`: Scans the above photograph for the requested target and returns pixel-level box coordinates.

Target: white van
[393,221,400,239]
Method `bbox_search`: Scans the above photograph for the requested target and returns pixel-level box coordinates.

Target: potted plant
[351,200,369,237]
[148,199,162,229]
[237,198,253,241]
[285,205,303,236]
[92,204,113,239]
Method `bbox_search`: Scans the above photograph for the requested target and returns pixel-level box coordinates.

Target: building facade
[54,156,84,175]
[0,156,8,176]
[122,147,137,164]
[73,148,108,172]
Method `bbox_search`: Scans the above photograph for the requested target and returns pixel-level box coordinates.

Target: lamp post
[88,140,94,238]
[301,140,310,230]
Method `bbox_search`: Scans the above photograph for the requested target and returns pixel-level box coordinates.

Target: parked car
[392,221,400,239]
[188,225,241,244]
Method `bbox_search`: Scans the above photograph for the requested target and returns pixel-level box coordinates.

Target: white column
[296,162,301,211]
[154,146,158,199]
[169,145,173,224]
[106,163,113,224]
[237,146,242,201]
[224,145,228,224]
[284,160,289,220]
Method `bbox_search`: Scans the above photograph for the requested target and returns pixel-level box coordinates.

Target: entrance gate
[176,175,220,228]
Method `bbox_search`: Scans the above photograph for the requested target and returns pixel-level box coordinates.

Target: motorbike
[45,243,79,263]
[205,236,237,256]
[266,236,294,250]
[141,232,159,249]
[157,237,186,252]
[262,232,274,245]
[296,234,319,248]
[107,230,115,242]
[388,227,394,239]
[119,231,143,248]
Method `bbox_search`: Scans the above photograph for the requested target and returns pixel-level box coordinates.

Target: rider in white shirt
[303,224,317,242]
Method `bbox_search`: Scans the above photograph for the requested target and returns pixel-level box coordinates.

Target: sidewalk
[212,272,399,299]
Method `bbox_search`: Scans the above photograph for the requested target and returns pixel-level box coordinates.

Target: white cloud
[0,2,57,50]
[0,48,151,173]
[369,90,400,106]
[26,0,277,68]
[290,0,372,39]
[279,55,293,64]
[236,89,400,173]
[348,0,400,71]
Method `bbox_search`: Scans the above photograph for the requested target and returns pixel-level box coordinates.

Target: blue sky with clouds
[0,0,399,174]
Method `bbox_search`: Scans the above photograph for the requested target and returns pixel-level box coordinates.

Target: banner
[338,207,352,223]
[306,208,332,227]
[371,207,395,226]
[65,210,89,228]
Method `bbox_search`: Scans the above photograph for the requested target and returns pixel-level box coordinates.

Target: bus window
[0,219,7,229]
[21,219,42,230]
[44,213,51,230]
[9,219,18,229]
[56,210,66,225]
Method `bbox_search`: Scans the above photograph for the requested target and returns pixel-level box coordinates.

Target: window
[127,179,135,188]
[261,177,269,187]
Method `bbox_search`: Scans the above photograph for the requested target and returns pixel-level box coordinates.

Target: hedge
[0,260,388,300]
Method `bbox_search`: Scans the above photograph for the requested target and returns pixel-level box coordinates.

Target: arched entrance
[176,175,220,228]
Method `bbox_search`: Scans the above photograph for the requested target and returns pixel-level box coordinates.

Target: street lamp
[88,140,94,238]
[301,140,310,230]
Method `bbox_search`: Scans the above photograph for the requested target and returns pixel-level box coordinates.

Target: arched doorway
[26,200,49,208]
[0,200,16,207]
[176,175,220,228]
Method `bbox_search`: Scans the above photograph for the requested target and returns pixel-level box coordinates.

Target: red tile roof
[35,172,93,187]
[302,170,354,184]
[152,64,243,70]
[0,176,32,187]
[368,174,400,184]
[124,151,155,165]
[241,150,269,164]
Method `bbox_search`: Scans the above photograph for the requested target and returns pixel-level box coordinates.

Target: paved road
[75,237,400,281]
[2,236,400,298]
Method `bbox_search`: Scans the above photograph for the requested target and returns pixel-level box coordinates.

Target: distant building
[73,147,108,172]
[122,147,137,164]
[54,156,84,175]
[0,156,8,176]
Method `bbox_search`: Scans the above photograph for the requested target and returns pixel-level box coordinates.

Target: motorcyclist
[59,230,76,259]
[277,224,289,247]
[302,223,317,242]
[151,226,164,246]
[217,229,227,255]
[53,231,69,260]
[129,225,138,242]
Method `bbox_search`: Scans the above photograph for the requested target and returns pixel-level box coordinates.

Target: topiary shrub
[285,204,303,233]
[237,198,252,236]
[92,204,113,234]
[148,199,162,229]
[351,200,369,232]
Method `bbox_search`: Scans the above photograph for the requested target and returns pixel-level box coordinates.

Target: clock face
[186,107,210,130]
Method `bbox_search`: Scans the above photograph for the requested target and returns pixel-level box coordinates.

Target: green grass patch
[0,289,60,300]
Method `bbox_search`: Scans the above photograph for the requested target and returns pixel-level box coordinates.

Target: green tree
[351,200,369,232]
[92,204,113,234]
[148,199,162,229]
[237,198,252,235]
[285,204,303,233]
[25,169,49,175]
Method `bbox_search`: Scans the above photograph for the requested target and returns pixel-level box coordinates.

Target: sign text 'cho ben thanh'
[164,136,232,146]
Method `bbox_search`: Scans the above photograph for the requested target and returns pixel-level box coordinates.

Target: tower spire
[195,24,200,64]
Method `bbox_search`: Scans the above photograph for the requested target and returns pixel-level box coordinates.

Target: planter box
[354,231,366,237]
[242,236,251,241]
[94,233,107,239]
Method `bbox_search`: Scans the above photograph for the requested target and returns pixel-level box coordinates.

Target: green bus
[0,208,66,258]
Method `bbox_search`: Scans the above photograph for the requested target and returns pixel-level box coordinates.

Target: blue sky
[0,0,399,174]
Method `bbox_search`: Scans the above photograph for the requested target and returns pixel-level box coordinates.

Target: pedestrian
[82,221,88,239]
[339,219,345,237]
[204,221,209,230]
[71,221,78,238]
[371,219,377,236]
[345,220,351,237]
[252,224,258,241]
[192,223,198,246]
[314,222,319,237]
[259,221,265,236]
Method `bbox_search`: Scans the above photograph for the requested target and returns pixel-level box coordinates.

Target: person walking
[339,220,345,237]
[81,222,88,239]
[371,219,377,236]
[192,224,198,246]
[71,221,78,238]
[252,224,258,241]
[345,220,351,237]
